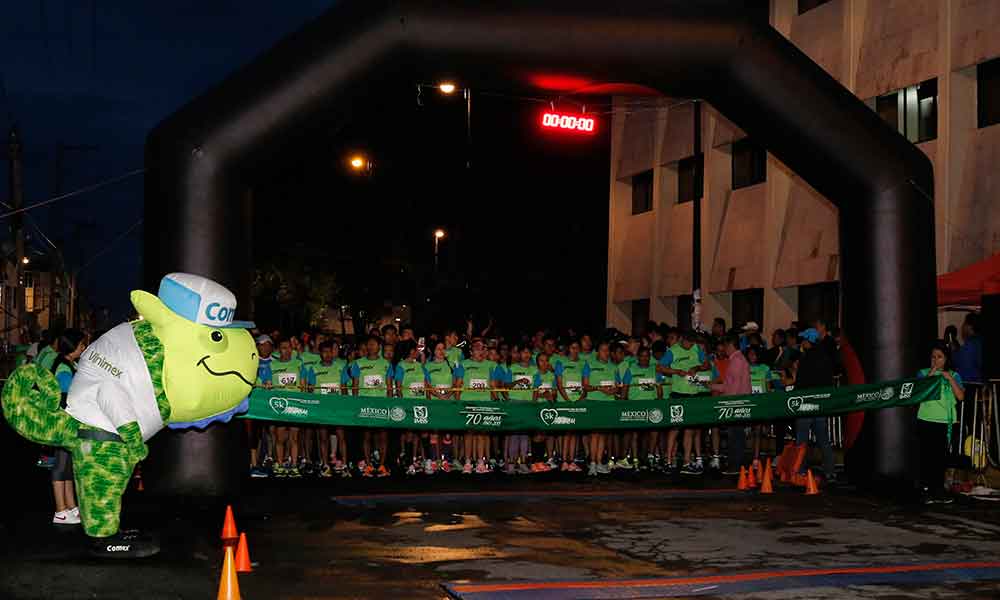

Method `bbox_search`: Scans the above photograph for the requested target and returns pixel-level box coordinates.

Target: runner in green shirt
[623,346,661,469]
[349,335,394,476]
[454,339,501,470]
[424,342,459,465]
[393,340,425,469]
[36,336,58,371]
[554,340,584,470]
[584,342,617,475]
[533,353,561,470]
[444,329,464,369]
[504,348,539,402]
[578,333,595,365]
[269,339,306,476]
[657,331,711,475]
[308,340,349,474]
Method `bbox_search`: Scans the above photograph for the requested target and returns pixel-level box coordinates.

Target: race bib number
[435,383,451,391]
[320,383,338,394]
[512,377,532,390]
[599,380,615,388]
[278,372,298,387]
[470,378,488,391]
[637,377,656,391]
[751,384,764,394]
[538,382,553,390]
[408,382,426,397]
[363,374,384,389]
[566,381,582,393]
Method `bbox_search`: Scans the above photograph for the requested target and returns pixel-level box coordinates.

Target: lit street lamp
[434,229,446,270]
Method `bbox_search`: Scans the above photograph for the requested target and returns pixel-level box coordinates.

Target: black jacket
[796,344,834,390]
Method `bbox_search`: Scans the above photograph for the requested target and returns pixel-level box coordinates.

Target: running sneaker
[424,459,436,475]
[452,458,463,471]
[249,466,270,478]
[616,457,633,470]
[287,466,301,478]
[567,462,582,472]
[272,463,287,478]
[441,459,453,473]
[505,463,516,475]
[405,463,418,476]
[37,454,56,469]
[52,509,80,525]
[333,460,345,473]
[596,462,611,475]
[462,460,474,474]
[377,465,390,477]
[587,462,598,476]
[709,455,721,471]
[663,461,676,475]
[560,461,570,472]
[475,459,489,474]
[361,462,375,478]
[489,458,499,469]
[518,463,532,475]
[546,456,560,470]
[681,462,703,475]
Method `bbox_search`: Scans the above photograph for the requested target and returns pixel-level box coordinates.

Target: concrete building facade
[607,0,1000,338]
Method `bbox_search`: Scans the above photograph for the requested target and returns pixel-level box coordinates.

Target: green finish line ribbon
[242,377,940,431]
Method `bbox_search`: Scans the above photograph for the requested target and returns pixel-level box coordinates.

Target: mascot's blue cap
[157,273,254,329]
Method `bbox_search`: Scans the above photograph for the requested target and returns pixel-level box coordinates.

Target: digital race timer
[541,111,597,133]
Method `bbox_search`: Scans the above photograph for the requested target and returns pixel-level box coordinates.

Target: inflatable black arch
[144,0,935,493]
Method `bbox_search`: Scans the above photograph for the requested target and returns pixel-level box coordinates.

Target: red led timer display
[540,111,597,133]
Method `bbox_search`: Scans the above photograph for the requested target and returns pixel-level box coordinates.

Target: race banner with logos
[242,376,940,431]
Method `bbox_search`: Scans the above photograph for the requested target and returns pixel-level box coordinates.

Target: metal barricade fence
[951,381,997,472]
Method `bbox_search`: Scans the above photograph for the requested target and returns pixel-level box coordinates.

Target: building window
[872,78,937,143]
[798,282,840,329]
[978,57,1000,128]
[732,288,764,331]
[631,170,653,215]
[631,299,650,338]
[732,138,766,190]
[677,155,703,204]
[798,0,832,15]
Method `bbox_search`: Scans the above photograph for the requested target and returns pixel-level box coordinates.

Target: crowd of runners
[247,317,842,480]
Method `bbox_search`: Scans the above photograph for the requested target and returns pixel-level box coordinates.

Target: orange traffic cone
[747,466,758,488]
[217,545,242,600]
[737,466,748,490]
[760,461,774,494]
[221,505,238,542]
[235,533,252,573]
[804,469,820,495]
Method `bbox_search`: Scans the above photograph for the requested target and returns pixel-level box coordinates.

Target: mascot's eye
[211,331,224,343]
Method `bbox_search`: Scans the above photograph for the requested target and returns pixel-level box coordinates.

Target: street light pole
[434,229,445,272]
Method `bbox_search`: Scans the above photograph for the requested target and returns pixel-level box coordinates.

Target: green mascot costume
[2,273,258,558]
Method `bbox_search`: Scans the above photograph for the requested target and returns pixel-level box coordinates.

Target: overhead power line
[0,167,144,220]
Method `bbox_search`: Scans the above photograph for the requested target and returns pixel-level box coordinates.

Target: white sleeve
[94,380,140,429]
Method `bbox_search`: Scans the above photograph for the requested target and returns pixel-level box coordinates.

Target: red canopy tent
[937,252,1000,306]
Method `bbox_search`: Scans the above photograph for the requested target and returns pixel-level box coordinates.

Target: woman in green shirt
[916,342,965,504]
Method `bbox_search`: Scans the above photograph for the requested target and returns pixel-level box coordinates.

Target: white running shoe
[517,463,532,475]
[587,462,598,476]
[53,509,80,525]
[596,462,611,475]
[709,455,721,470]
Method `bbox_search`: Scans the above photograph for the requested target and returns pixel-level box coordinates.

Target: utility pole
[8,128,25,343]
[54,143,99,327]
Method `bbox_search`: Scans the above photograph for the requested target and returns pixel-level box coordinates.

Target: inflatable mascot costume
[2,273,258,558]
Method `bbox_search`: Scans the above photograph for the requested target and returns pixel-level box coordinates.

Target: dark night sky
[1,2,609,335]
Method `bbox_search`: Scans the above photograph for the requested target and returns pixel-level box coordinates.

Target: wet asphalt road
[3,463,1000,600]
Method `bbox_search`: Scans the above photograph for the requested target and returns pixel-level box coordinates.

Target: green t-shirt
[506,362,539,402]
[456,359,498,401]
[749,364,774,395]
[299,351,322,369]
[36,345,57,371]
[578,351,595,364]
[396,359,428,399]
[623,363,659,400]
[424,360,455,393]
[584,359,618,401]
[312,359,347,394]
[917,369,963,424]
[350,356,394,397]
[445,346,464,369]
[660,343,708,395]
[555,358,584,401]
[535,369,558,401]
[270,356,304,389]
